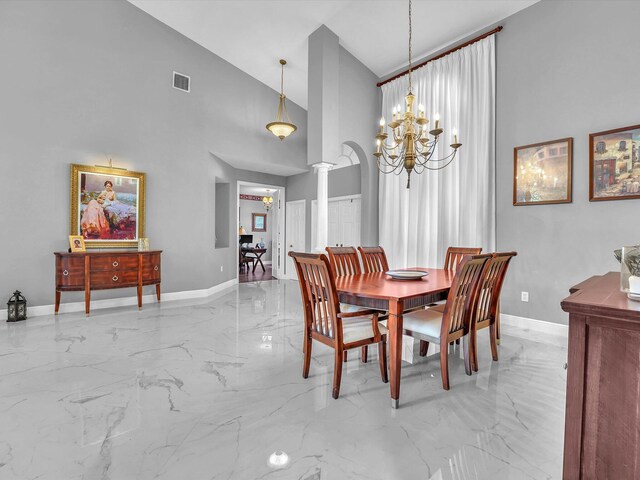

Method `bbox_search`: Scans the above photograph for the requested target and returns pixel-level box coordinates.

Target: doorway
[237,181,285,283]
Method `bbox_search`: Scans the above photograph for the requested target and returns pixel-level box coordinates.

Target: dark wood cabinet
[54,250,162,315]
[561,272,640,479]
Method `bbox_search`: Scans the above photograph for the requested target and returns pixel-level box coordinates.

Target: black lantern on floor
[7,290,27,322]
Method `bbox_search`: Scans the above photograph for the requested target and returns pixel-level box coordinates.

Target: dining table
[335,268,454,408]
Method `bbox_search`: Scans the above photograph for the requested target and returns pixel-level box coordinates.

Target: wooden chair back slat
[290,252,341,341]
[444,247,483,272]
[440,254,492,338]
[474,252,517,325]
[326,246,361,277]
[358,246,390,273]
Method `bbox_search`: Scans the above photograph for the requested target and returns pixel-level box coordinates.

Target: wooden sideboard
[561,272,640,479]
[54,250,162,315]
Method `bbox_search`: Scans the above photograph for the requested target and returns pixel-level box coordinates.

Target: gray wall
[496,0,640,323]
[286,165,362,251]
[0,0,294,307]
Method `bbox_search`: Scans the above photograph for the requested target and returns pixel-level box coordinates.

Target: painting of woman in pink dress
[78,173,139,240]
[71,164,145,248]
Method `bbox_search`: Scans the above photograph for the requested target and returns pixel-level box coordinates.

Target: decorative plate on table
[385,270,429,281]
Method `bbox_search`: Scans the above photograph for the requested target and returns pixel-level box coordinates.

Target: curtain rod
[376,26,503,88]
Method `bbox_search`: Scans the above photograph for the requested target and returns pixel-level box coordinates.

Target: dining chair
[326,246,362,276]
[431,252,516,370]
[402,253,491,390]
[444,247,483,272]
[289,252,388,399]
[469,251,517,371]
[358,246,389,273]
[326,246,370,363]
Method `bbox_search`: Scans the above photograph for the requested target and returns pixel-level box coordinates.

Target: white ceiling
[129,0,538,109]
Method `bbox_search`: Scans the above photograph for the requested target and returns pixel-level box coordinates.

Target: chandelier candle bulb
[453,128,458,144]
[434,113,440,130]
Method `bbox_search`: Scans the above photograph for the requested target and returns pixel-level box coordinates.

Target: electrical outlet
[521,291,529,302]
[220,265,224,272]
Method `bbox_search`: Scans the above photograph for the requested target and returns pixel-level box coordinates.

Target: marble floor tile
[0,280,567,480]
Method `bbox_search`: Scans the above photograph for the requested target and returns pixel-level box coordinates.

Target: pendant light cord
[280,62,284,96]
[408,0,412,93]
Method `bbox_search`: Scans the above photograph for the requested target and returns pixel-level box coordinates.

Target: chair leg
[456,339,460,345]
[378,341,388,383]
[419,340,429,357]
[496,305,501,344]
[361,346,368,363]
[440,343,450,390]
[333,348,344,399]
[471,329,479,372]
[343,351,348,363]
[463,335,472,376]
[489,324,499,361]
[302,332,312,379]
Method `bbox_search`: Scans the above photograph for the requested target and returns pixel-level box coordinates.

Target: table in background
[241,247,267,273]
[335,268,453,408]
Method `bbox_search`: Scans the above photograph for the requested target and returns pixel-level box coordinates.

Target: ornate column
[313,162,332,252]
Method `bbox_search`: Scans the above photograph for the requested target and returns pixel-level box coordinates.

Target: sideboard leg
[55,291,61,314]
[137,284,143,310]
[84,289,90,316]
[155,284,161,302]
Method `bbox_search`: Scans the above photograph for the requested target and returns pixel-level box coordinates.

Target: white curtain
[379,36,496,269]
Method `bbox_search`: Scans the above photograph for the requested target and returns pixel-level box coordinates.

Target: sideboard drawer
[142,253,161,281]
[90,270,138,288]
[56,255,85,287]
[91,256,139,272]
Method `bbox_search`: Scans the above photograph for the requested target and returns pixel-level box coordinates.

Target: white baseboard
[500,314,568,337]
[263,260,272,265]
[0,279,238,318]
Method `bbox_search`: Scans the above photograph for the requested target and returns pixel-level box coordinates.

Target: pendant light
[266,59,297,140]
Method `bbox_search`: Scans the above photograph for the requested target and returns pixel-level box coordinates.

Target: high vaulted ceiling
[129,0,538,110]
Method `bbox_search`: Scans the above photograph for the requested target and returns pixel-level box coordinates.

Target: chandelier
[266,59,297,140]
[262,190,273,211]
[374,0,462,188]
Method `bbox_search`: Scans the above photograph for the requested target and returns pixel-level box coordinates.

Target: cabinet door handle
[63,270,69,276]
[154,266,159,271]
[113,261,119,267]
[112,275,119,282]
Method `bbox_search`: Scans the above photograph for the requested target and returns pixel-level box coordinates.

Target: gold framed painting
[70,164,146,248]
[589,124,640,201]
[513,138,573,206]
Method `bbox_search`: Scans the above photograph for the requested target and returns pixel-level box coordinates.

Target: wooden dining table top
[334,268,454,300]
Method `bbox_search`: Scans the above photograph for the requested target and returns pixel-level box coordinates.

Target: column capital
[312,162,334,172]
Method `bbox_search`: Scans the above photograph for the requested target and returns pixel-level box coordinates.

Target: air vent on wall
[173,71,190,92]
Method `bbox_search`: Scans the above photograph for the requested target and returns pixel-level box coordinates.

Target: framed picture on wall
[252,213,267,232]
[589,124,640,201]
[70,164,146,248]
[513,138,573,206]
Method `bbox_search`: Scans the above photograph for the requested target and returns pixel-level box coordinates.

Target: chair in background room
[402,254,491,390]
[358,246,389,273]
[288,252,388,399]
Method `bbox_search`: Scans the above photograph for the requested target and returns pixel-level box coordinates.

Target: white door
[327,201,341,247]
[339,198,361,247]
[286,200,305,278]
